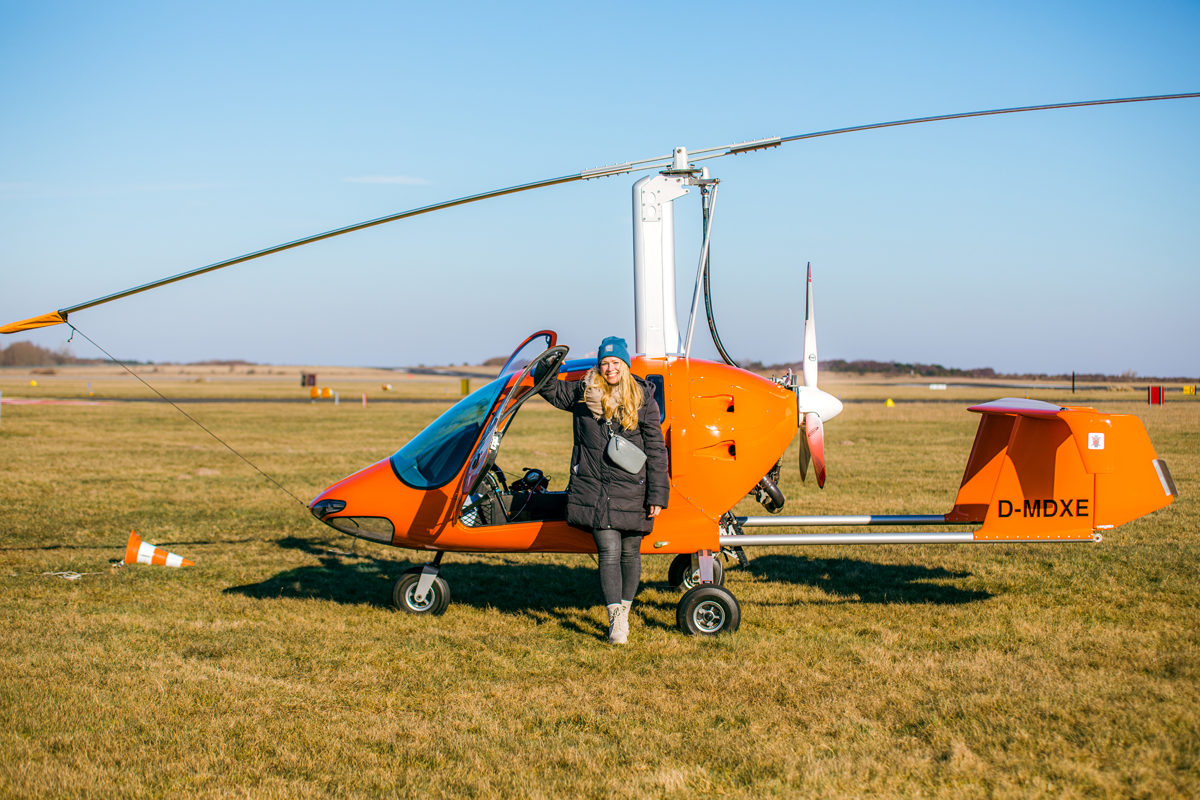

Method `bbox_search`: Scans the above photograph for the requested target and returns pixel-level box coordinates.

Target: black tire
[392,572,451,615]
[676,585,740,636]
[667,554,725,590]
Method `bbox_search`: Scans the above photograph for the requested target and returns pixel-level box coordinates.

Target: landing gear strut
[667,553,725,590]
[675,550,740,635]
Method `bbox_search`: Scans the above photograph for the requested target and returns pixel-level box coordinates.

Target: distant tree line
[0,340,232,367]
[743,358,1000,378]
[4,338,1191,381]
[742,358,1196,383]
[0,341,97,367]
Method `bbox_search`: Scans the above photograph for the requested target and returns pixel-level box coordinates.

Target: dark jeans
[593,528,642,605]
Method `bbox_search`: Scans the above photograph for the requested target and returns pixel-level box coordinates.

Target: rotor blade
[63,174,589,317]
[803,262,817,388]
[806,411,826,489]
[689,92,1200,159]
[798,416,811,484]
[1,162,675,333]
[6,91,1196,333]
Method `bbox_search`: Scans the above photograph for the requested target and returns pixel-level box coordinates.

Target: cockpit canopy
[390,376,505,490]
[389,332,569,491]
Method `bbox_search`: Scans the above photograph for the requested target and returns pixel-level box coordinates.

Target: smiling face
[599,356,624,386]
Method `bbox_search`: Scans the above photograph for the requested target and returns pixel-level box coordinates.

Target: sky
[2,0,1198,375]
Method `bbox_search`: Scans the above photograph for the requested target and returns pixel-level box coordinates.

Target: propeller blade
[806,411,826,489]
[803,263,817,388]
[797,418,811,483]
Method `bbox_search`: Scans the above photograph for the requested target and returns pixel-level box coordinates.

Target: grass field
[1,377,1196,797]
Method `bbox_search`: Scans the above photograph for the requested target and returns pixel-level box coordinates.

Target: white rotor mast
[632,146,722,358]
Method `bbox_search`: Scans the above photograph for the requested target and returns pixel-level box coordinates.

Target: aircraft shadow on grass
[221,539,990,638]
[746,554,992,606]
[222,536,616,637]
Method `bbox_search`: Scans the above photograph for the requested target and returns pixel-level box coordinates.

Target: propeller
[795,264,843,488]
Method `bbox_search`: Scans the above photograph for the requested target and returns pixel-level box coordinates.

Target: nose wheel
[674,549,740,635]
[392,555,449,615]
[677,584,740,635]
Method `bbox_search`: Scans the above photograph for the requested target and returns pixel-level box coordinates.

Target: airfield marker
[121,531,195,568]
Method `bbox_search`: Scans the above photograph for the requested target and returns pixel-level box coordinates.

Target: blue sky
[2,1,1197,375]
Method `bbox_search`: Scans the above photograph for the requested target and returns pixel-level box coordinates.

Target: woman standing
[539,336,669,644]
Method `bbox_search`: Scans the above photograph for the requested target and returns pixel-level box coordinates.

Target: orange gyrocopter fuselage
[310,332,797,559]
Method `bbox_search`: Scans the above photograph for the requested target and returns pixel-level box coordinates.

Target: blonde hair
[589,361,642,430]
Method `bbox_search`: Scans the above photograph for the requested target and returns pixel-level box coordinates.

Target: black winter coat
[539,374,670,533]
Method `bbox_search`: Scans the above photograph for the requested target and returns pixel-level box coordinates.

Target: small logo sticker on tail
[1088,433,1105,450]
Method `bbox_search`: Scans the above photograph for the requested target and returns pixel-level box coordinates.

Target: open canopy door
[456,337,569,503]
[499,330,557,377]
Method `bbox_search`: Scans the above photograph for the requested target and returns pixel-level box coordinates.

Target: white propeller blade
[803,262,817,388]
[796,263,841,488]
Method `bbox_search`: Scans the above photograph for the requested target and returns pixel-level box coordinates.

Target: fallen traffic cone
[122,531,195,568]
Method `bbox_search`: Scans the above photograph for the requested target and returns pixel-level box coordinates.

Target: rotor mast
[633,146,697,358]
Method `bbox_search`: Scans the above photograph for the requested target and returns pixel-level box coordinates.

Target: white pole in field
[334,391,339,406]
[362,392,367,407]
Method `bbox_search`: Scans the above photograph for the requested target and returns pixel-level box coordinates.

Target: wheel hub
[692,600,726,632]
[406,584,435,611]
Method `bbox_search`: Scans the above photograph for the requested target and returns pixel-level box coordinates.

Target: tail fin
[947,399,1175,539]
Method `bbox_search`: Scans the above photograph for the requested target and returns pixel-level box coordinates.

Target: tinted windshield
[500,332,553,377]
[390,377,504,489]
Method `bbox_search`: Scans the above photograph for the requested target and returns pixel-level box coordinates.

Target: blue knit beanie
[597,336,631,368]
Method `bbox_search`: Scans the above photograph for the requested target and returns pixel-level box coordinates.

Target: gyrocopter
[3,93,1188,635]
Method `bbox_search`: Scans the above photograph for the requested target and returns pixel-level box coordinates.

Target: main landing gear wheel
[676,585,740,636]
[667,553,725,590]
[392,571,451,615]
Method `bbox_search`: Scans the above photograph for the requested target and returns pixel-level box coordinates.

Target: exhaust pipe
[753,476,785,513]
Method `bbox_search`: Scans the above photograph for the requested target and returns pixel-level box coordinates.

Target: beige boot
[607,603,628,645]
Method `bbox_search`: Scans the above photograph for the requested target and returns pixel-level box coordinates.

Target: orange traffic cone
[122,531,195,568]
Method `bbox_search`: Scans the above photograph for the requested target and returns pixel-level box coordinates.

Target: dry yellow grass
[0,382,1196,797]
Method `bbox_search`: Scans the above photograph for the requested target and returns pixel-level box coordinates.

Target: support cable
[66,323,308,509]
[700,183,739,368]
